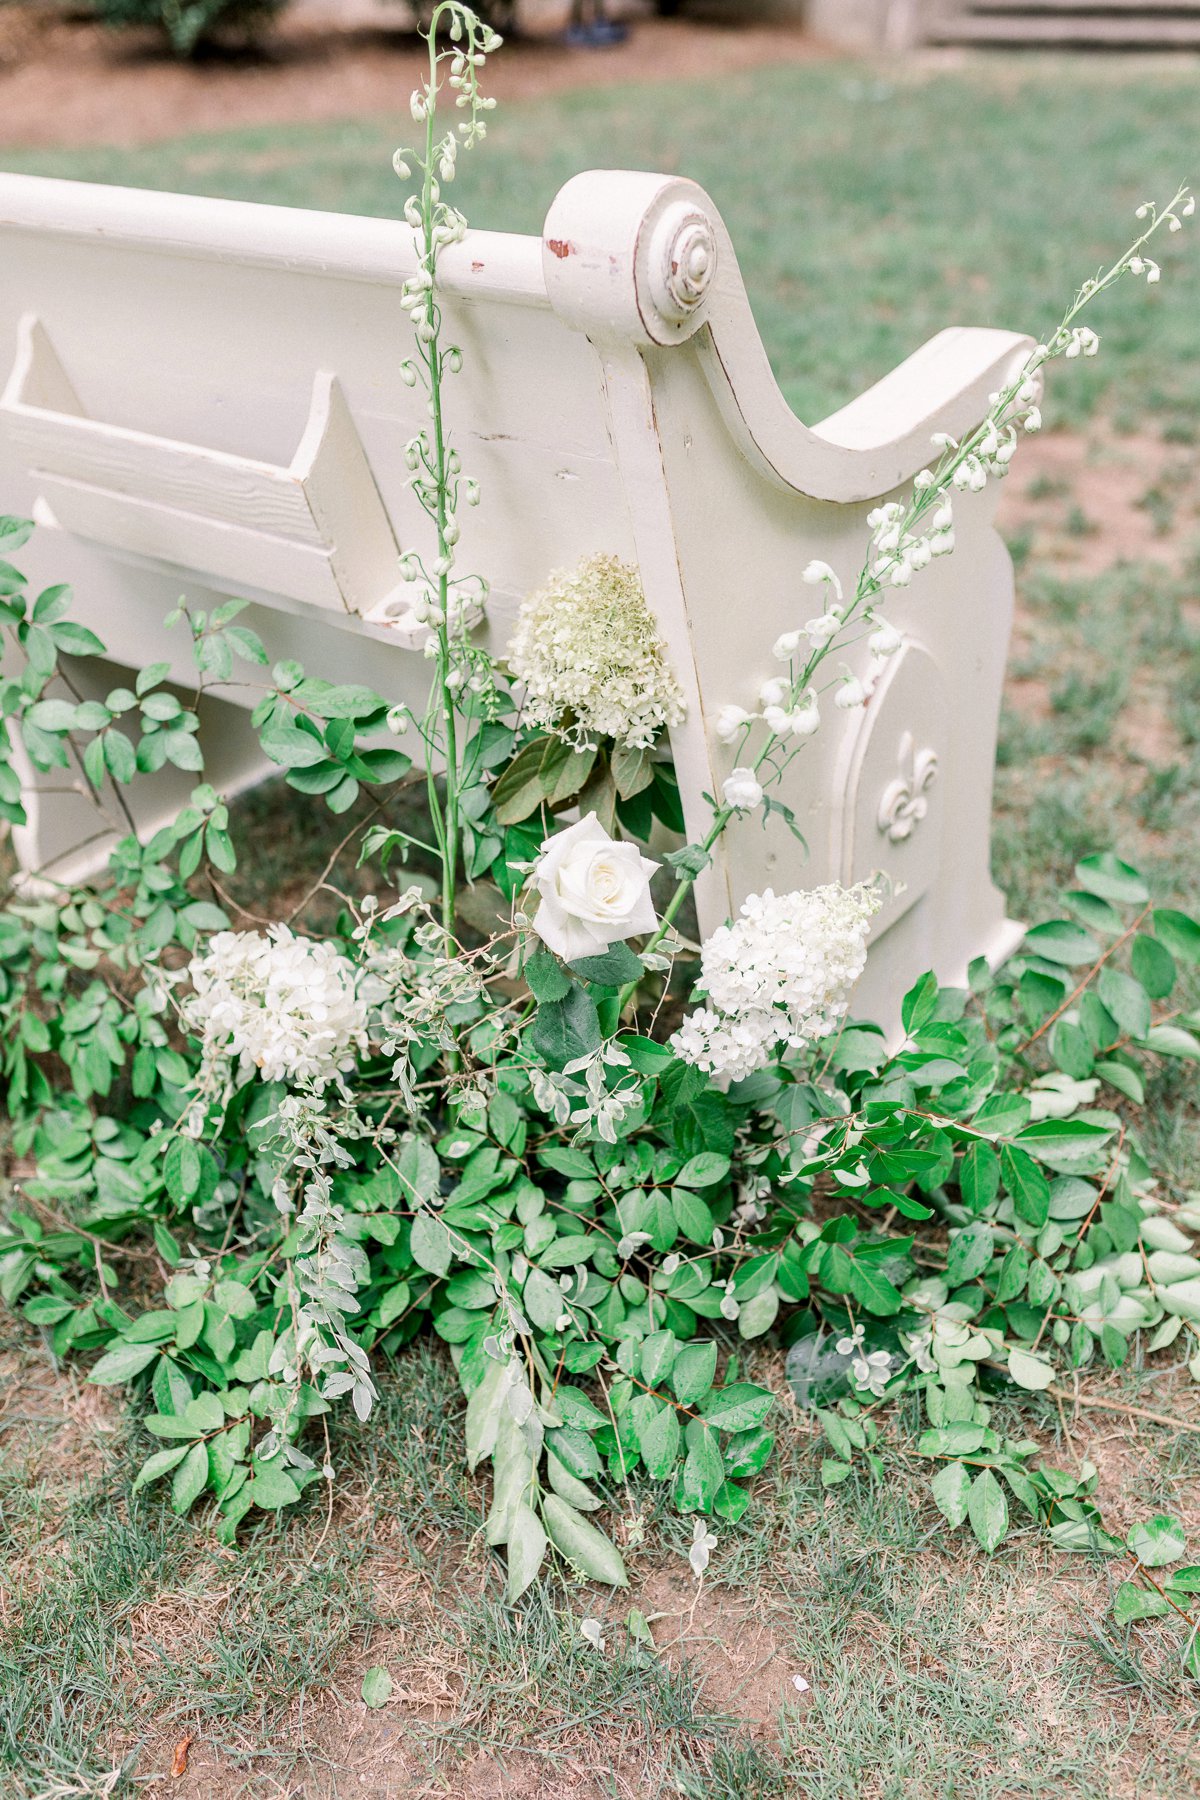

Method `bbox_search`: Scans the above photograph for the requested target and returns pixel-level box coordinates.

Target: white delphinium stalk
[392,1,501,945]
[630,187,1195,1015]
[507,555,686,750]
[722,767,763,812]
[183,926,369,1092]
[671,882,881,1081]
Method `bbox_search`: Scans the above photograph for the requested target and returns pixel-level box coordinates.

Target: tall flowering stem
[394,3,499,946]
[618,184,1194,1015]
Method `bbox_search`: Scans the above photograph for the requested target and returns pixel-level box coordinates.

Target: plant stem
[419,16,462,950]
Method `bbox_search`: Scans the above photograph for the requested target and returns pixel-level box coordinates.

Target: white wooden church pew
[0,168,1028,1020]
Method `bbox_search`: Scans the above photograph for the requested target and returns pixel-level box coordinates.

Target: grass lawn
[4,55,1200,432]
[3,52,1200,1800]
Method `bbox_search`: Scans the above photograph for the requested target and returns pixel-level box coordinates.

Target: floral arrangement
[2,4,1199,1672]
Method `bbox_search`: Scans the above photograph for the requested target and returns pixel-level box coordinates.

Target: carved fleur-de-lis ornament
[877,730,938,844]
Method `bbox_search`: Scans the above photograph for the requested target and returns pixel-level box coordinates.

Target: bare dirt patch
[0,3,827,151]
[998,427,1200,584]
[624,1562,802,1730]
[997,423,1200,778]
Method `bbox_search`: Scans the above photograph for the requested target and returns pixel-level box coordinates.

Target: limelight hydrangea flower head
[671,882,881,1081]
[183,925,370,1090]
[507,554,686,750]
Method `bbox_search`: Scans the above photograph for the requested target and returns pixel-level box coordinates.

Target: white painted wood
[0,168,1028,1027]
[1,317,401,614]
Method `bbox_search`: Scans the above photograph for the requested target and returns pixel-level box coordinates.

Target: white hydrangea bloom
[183,926,369,1089]
[507,555,685,749]
[671,883,881,1081]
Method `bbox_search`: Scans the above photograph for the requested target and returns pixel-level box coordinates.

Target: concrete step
[932,12,1200,43]
[964,0,1200,9]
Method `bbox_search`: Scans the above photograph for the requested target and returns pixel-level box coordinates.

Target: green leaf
[89,1341,159,1385]
[397,1136,441,1207]
[522,1265,566,1334]
[1007,1347,1055,1391]
[547,1424,601,1480]
[1097,967,1151,1042]
[1015,1119,1113,1174]
[171,1440,209,1516]
[185,1391,226,1433]
[506,1502,549,1603]
[1063,889,1124,934]
[845,1259,903,1317]
[611,740,656,799]
[542,1493,628,1586]
[1101,1058,1144,1101]
[490,737,553,824]
[1022,920,1100,966]
[966,1469,1008,1553]
[525,951,571,1003]
[960,1141,1000,1214]
[570,942,644,986]
[675,1152,732,1189]
[1127,1516,1187,1568]
[529,986,601,1073]
[164,1136,202,1203]
[640,1335,678,1393]
[1152,909,1200,965]
[260,723,328,770]
[946,1222,994,1286]
[671,1186,714,1247]
[699,1383,773,1434]
[901,971,939,1035]
[723,1427,775,1480]
[361,1666,394,1709]
[103,728,137,784]
[1112,1582,1171,1626]
[737,1286,780,1340]
[678,1423,725,1511]
[539,1235,595,1270]
[545,1453,602,1511]
[1143,1024,1200,1060]
[1131,933,1176,999]
[1001,1144,1050,1228]
[637,1402,682,1479]
[671,1340,718,1406]
[27,698,79,732]
[1073,853,1149,906]
[931,1461,971,1529]
[131,1444,191,1493]
[1049,1020,1095,1080]
[247,1460,302,1511]
[411,1211,453,1278]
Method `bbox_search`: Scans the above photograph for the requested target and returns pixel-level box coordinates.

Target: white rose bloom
[530,813,659,962]
[722,768,763,812]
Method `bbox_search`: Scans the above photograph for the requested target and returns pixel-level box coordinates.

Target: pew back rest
[0,168,1029,1015]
